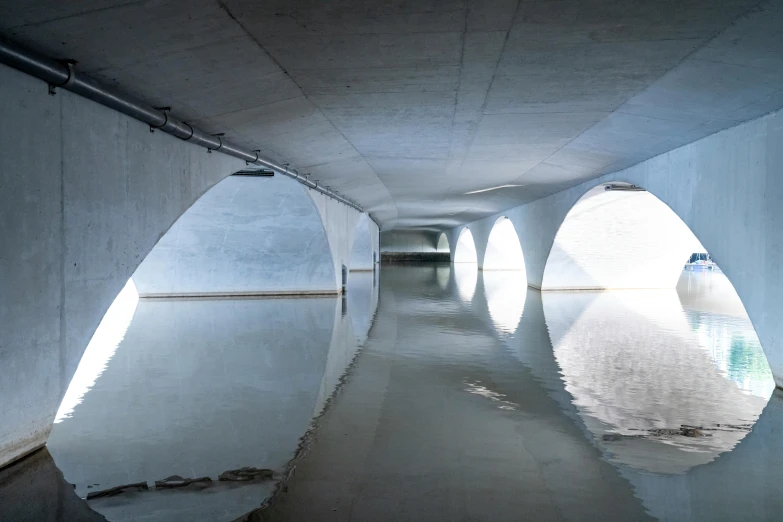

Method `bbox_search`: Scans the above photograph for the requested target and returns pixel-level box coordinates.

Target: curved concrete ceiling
[3,0,783,230]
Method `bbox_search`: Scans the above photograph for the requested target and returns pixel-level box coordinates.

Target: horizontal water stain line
[138,290,340,300]
[540,286,680,292]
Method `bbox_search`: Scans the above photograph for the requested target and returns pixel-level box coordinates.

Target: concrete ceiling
[3,0,783,230]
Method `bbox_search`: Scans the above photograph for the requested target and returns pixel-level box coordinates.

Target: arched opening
[453,227,478,264]
[542,184,701,291]
[541,182,773,474]
[349,214,374,271]
[44,174,363,520]
[133,175,337,296]
[483,216,526,273]
[436,232,450,253]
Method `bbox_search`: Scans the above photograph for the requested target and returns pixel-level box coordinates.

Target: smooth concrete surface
[349,214,375,271]
[132,175,338,295]
[0,63,243,468]
[380,230,439,253]
[453,108,783,385]
[541,187,703,289]
[4,0,783,228]
[308,187,379,290]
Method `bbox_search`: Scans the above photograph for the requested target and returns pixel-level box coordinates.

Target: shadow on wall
[541,184,703,291]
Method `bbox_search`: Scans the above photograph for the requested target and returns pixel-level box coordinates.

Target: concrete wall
[380,230,438,253]
[349,214,375,271]
[0,63,243,468]
[452,108,783,385]
[308,189,377,288]
[133,175,337,295]
[0,62,376,468]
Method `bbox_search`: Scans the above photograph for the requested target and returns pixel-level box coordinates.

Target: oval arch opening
[541,182,773,474]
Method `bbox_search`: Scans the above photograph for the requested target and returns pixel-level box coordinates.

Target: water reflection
[542,272,772,474]
[483,270,526,335]
[4,265,782,521]
[453,262,477,302]
[39,276,377,522]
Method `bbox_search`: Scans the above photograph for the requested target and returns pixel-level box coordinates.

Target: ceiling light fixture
[464,184,525,195]
[604,183,645,192]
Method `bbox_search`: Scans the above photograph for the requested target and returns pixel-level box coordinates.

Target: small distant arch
[454,228,478,264]
[483,216,526,274]
[436,233,450,253]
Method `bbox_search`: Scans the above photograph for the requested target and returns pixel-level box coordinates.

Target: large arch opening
[541,182,774,474]
[43,173,369,520]
[542,184,701,291]
[453,227,478,264]
[436,233,450,254]
[133,175,337,296]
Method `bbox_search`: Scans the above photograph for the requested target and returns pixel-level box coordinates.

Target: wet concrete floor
[2,265,782,521]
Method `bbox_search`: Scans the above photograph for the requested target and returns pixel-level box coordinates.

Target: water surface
[2,265,780,521]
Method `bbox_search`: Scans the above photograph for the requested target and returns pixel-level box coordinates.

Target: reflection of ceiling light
[465,184,525,195]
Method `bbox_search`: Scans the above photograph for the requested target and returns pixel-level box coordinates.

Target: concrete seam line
[138,290,340,300]
[0,35,380,227]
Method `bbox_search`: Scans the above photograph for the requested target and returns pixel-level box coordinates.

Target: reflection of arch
[543,289,769,474]
[454,263,477,303]
[133,175,338,296]
[454,228,478,264]
[483,217,526,273]
[542,184,702,291]
[483,271,527,335]
[349,214,373,271]
[436,233,450,253]
[48,295,339,506]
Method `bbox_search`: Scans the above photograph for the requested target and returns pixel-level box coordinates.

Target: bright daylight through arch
[542,184,703,291]
[483,216,526,272]
[541,183,774,474]
[453,228,477,264]
[436,232,450,253]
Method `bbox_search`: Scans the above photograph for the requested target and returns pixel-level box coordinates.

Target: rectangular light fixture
[232,169,275,177]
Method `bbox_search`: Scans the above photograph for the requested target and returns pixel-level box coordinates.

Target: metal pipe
[0,36,372,218]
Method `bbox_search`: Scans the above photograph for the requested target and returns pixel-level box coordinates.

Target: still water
[1,265,780,521]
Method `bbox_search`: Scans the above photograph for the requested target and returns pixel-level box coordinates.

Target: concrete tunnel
[2,0,783,519]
